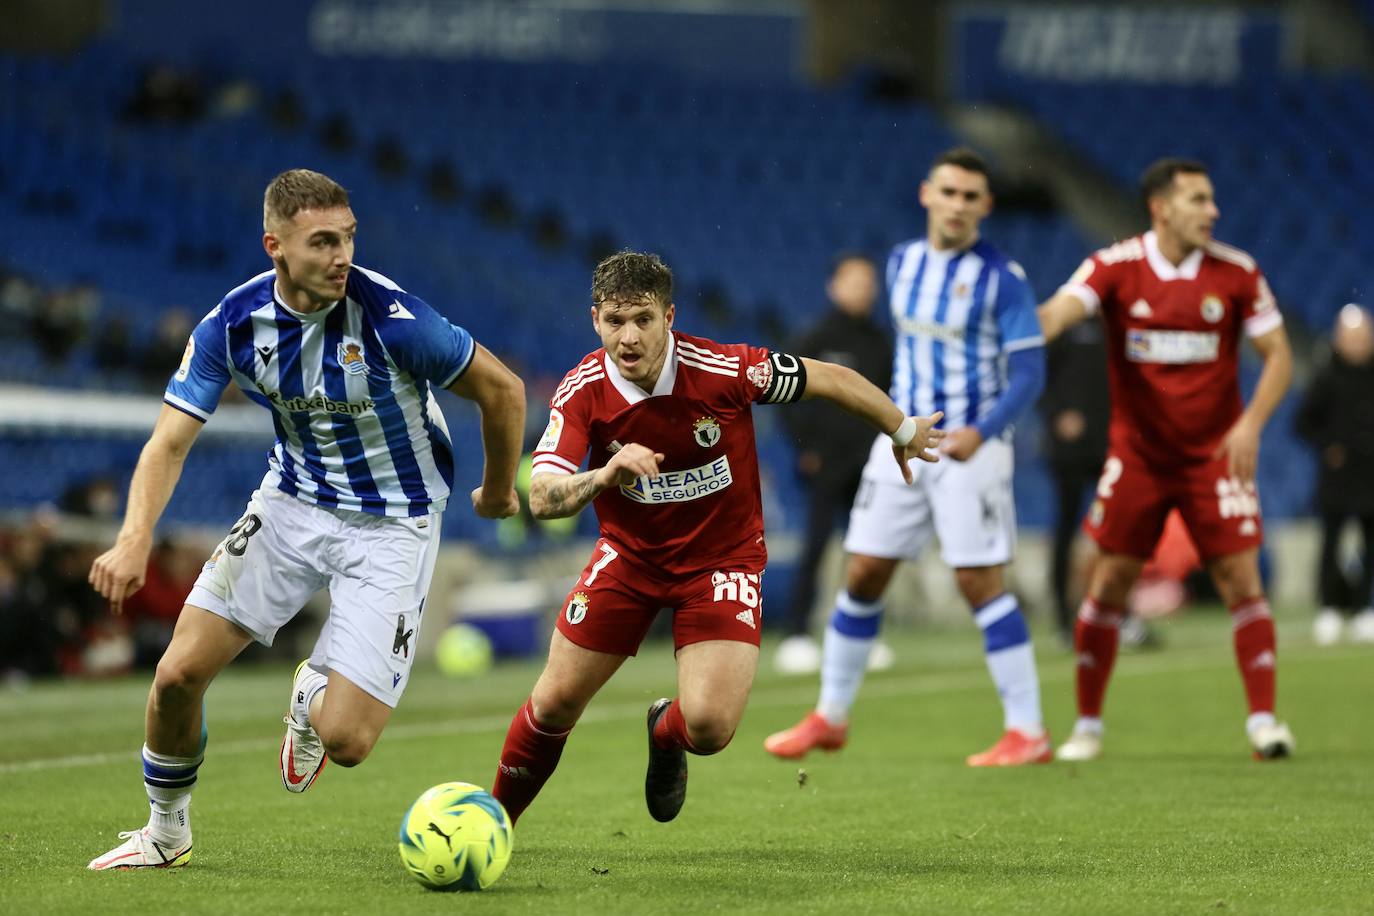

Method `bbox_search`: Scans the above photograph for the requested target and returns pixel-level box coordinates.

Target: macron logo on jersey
[388,300,416,320]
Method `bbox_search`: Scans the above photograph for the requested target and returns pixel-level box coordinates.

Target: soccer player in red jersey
[1038,158,1296,761]
[490,251,944,824]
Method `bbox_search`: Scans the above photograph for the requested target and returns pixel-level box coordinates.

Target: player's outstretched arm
[528,443,664,519]
[798,357,944,484]
[88,404,205,613]
[448,344,525,519]
[1214,324,1293,482]
[1036,290,1090,343]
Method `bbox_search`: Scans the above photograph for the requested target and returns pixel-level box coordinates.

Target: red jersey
[531,332,780,578]
[1061,231,1282,467]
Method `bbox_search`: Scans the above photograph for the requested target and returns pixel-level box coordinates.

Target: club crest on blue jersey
[337,339,370,376]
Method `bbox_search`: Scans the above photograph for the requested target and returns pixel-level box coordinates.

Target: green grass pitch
[2,610,1370,915]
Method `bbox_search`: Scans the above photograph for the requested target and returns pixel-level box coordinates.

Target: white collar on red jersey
[604,331,679,405]
[1143,230,1204,281]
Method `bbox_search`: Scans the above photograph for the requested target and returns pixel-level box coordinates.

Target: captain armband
[749,352,808,404]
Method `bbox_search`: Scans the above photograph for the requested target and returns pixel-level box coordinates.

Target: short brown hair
[263,169,350,230]
[1140,157,1208,208]
[592,251,673,309]
[930,146,990,182]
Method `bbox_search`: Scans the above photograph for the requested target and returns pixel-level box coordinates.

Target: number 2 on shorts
[584,542,618,586]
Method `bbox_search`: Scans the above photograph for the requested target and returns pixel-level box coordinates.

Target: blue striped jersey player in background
[87,169,525,870]
[766,147,1051,766]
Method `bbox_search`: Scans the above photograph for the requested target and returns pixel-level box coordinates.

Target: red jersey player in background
[1037,158,1296,762]
[491,251,944,825]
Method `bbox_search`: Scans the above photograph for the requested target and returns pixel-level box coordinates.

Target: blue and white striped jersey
[165,266,475,517]
[885,237,1044,432]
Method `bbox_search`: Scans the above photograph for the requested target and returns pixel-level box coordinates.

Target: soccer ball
[434,623,494,678]
[398,782,513,891]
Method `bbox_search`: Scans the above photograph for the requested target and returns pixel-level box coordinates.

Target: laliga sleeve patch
[752,351,806,404]
[537,408,565,452]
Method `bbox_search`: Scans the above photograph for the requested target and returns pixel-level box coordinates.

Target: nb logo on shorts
[712,571,760,609]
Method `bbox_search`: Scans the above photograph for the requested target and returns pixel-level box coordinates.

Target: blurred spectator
[772,254,891,674]
[139,308,195,390]
[0,514,105,680]
[59,476,122,521]
[123,540,202,667]
[1296,303,1374,645]
[1040,319,1109,642]
[124,63,206,122]
[32,281,100,364]
[93,315,138,375]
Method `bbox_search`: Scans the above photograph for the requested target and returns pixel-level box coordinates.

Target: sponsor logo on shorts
[392,614,413,658]
[1125,330,1219,364]
[692,416,721,448]
[735,608,756,629]
[1216,477,1259,520]
[1088,499,1105,527]
[566,592,589,625]
[620,456,733,504]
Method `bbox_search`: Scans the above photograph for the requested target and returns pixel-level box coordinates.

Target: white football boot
[280,660,327,793]
[1249,720,1295,760]
[1055,721,1104,762]
[1351,609,1374,643]
[88,828,191,870]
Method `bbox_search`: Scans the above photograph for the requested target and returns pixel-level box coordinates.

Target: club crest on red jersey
[693,416,722,448]
[746,359,773,391]
[1200,295,1225,323]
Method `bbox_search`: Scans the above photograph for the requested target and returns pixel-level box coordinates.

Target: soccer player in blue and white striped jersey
[88,169,525,870]
[766,147,1052,766]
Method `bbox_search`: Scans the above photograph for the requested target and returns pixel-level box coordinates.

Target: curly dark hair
[592,251,673,309]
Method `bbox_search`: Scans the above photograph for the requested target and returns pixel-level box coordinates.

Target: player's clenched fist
[596,443,665,489]
[88,538,152,615]
[471,486,521,519]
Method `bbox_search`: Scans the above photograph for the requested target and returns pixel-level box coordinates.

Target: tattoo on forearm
[535,471,603,518]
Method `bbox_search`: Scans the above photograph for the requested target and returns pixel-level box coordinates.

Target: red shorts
[554,539,765,657]
[1083,450,1262,562]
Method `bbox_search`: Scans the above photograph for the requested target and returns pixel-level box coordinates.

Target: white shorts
[188,484,441,707]
[842,433,1016,568]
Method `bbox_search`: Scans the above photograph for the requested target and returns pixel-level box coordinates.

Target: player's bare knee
[529,686,586,730]
[954,566,1002,607]
[845,555,893,601]
[682,712,736,754]
[322,731,375,768]
[152,657,211,708]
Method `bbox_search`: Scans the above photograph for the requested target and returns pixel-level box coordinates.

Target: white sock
[293,665,329,727]
[974,594,1043,735]
[1073,717,1104,737]
[816,592,883,725]
[142,745,200,843]
[1247,712,1276,735]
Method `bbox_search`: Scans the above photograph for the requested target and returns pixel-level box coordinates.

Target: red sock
[491,698,571,825]
[1074,598,1123,719]
[651,699,710,754]
[1230,597,1276,714]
